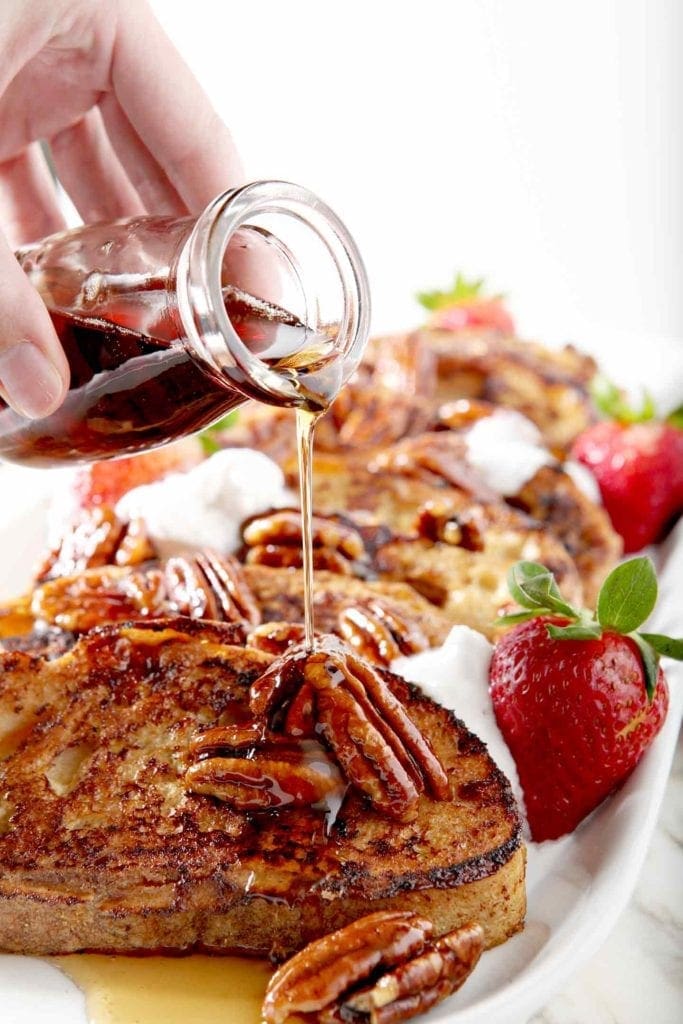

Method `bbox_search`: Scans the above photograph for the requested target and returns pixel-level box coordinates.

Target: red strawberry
[571,380,683,552]
[71,436,203,509]
[417,274,515,335]
[489,558,682,841]
[491,617,668,840]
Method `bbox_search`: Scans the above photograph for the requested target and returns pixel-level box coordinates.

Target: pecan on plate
[241,508,371,576]
[37,506,156,582]
[337,597,428,666]
[262,911,484,1024]
[247,636,449,821]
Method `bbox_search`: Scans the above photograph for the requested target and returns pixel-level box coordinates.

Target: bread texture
[0,618,525,958]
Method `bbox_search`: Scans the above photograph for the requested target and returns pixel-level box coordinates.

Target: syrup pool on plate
[53,953,273,1024]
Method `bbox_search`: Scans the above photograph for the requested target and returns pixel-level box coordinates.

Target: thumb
[0,232,69,419]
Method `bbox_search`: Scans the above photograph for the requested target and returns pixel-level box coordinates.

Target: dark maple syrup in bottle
[1,181,370,654]
[0,182,370,467]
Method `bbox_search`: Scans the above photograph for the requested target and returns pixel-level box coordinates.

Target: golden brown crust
[294,455,584,638]
[243,566,453,650]
[509,465,622,604]
[403,328,597,452]
[0,619,524,957]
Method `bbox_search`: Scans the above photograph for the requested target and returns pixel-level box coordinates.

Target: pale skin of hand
[0,0,244,419]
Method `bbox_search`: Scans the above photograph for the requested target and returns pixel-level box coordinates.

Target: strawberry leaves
[417,273,490,312]
[591,375,657,424]
[506,562,576,619]
[596,557,658,633]
[498,556,683,700]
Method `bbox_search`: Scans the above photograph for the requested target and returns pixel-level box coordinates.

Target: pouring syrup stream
[296,407,322,650]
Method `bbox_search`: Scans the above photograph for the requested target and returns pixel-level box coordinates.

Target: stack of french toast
[0,305,623,1014]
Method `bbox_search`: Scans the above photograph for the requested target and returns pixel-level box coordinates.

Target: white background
[150,0,682,406]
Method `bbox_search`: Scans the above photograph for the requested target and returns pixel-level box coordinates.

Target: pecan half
[31,564,167,632]
[33,551,260,632]
[262,911,433,1024]
[247,636,449,821]
[337,598,428,667]
[313,677,418,820]
[37,506,157,582]
[246,621,308,656]
[306,646,450,804]
[185,738,343,811]
[194,550,261,625]
[328,921,485,1024]
[242,509,369,576]
[415,502,486,552]
[114,516,157,566]
[187,635,449,822]
[262,912,484,1024]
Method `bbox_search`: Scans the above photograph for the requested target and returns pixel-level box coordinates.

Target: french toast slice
[366,328,597,451]
[0,618,525,958]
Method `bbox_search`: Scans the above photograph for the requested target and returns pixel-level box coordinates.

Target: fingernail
[0,343,65,419]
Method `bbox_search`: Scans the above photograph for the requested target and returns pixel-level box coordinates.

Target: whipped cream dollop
[116,448,294,556]
[464,409,553,496]
[391,625,523,808]
[564,458,602,504]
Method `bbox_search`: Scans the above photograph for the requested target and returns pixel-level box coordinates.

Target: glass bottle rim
[176,180,371,407]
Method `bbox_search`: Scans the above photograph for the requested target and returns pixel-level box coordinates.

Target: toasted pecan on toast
[0,618,525,958]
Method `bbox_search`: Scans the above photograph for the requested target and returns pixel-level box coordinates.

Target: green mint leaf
[494,610,540,626]
[590,375,657,424]
[416,273,486,312]
[596,557,658,634]
[639,633,683,660]
[629,632,660,702]
[666,404,683,430]
[198,412,238,455]
[507,561,577,618]
[546,622,603,641]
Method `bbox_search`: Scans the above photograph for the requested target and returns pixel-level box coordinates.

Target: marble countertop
[530,731,682,1024]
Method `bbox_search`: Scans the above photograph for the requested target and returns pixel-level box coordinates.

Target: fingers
[0,142,66,248]
[49,107,146,223]
[112,1,245,212]
[99,93,188,215]
[0,231,69,418]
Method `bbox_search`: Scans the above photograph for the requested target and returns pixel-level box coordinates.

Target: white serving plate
[0,472,681,1024]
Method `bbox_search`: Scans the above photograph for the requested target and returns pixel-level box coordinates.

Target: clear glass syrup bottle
[0,180,370,466]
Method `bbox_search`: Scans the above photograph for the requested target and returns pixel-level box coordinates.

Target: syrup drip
[295,407,322,650]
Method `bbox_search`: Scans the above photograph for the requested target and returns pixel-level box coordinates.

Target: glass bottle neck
[175,181,370,409]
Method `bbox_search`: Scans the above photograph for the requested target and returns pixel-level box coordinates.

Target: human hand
[0,0,244,419]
